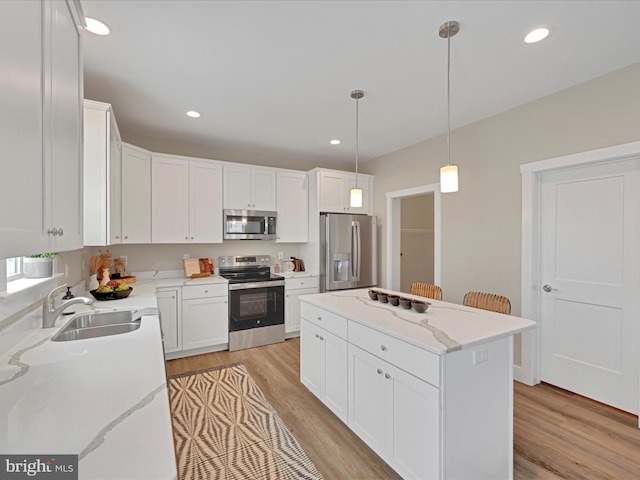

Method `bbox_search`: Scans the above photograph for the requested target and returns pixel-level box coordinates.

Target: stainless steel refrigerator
[320,213,377,292]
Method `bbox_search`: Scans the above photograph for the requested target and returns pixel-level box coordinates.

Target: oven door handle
[229,280,285,290]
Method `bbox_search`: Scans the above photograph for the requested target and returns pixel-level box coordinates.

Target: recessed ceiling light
[524,27,550,44]
[330,139,341,145]
[186,111,201,118]
[85,17,110,36]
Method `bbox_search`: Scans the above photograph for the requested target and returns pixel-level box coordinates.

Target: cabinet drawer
[348,321,440,387]
[286,276,319,291]
[300,302,347,339]
[182,283,227,300]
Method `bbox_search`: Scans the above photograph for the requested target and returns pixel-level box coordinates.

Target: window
[6,257,23,282]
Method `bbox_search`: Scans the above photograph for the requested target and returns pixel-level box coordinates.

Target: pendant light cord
[446,30,451,167]
[355,95,359,187]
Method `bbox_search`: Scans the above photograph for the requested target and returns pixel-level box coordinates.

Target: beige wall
[364,62,640,317]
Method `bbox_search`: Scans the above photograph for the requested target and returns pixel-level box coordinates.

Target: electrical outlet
[472,346,488,365]
[183,253,190,260]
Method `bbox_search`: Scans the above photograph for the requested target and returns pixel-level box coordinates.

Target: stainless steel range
[218,255,285,351]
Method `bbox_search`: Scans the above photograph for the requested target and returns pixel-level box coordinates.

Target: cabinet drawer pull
[380,345,387,352]
[377,368,383,375]
[317,316,322,321]
[385,373,391,380]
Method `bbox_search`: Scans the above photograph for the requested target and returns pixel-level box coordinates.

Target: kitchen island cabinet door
[300,319,324,398]
[348,343,440,478]
[182,296,228,350]
[156,288,181,353]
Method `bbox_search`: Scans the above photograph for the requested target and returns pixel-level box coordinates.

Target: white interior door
[540,159,640,414]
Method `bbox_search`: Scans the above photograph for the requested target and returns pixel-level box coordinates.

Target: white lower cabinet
[182,286,228,350]
[285,276,318,336]
[300,318,348,423]
[348,344,440,480]
[156,283,229,358]
[156,288,181,354]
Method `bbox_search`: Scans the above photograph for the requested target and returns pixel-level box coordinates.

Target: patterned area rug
[167,362,323,480]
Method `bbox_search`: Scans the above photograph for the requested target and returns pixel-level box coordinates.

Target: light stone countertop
[301,288,536,354]
[0,274,229,479]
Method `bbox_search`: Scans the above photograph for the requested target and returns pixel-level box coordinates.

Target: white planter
[23,257,54,278]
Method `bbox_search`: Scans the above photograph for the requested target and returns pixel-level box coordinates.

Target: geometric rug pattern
[167,362,323,480]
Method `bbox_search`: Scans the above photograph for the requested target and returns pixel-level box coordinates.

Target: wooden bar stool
[410,282,443,300]
[463,291,511,314]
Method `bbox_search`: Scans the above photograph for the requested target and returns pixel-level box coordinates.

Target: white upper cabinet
[223,164,277,211]
[83,100,122,246]
[121,143,151,243]
[0,0,84,257]
[276,170,309,243]
[317,169,373,215]
[151,155,223,243]
[189,160,223,243]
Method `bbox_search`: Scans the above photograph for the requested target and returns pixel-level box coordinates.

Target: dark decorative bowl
[399,297,412,309]
[90,287,133,301]
[412,300,430,313]
[388,295,400,306]
[368,289,378,300]
[377,293,388,303]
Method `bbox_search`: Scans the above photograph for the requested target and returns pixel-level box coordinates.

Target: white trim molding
[520,139,640,386]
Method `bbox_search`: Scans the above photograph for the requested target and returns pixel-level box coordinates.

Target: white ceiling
[82,0,640,167]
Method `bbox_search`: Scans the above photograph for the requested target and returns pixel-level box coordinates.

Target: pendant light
[439,20,459,193]
[350,89,364,208]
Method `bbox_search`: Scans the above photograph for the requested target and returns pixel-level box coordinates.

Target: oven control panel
[218,255,272,268]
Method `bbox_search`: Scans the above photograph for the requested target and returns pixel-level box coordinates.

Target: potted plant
[23,252,57,279]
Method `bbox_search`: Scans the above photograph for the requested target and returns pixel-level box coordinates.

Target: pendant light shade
[439,20,459,193]
[440,165,458,193]
[350,89,364,208]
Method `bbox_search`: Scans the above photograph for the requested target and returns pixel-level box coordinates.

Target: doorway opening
[386,184,441,292]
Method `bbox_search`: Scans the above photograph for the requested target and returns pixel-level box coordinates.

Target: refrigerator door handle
[352,220,361,281]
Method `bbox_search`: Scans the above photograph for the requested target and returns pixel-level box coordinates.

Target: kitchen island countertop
[301,287,536,354]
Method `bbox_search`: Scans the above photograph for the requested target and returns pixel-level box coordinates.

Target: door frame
[520,139,640,387]
[386,184,441,290]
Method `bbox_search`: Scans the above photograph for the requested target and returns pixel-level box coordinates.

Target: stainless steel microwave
[223,210,277,240]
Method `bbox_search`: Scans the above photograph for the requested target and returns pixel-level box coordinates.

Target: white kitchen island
[299,288,536,480]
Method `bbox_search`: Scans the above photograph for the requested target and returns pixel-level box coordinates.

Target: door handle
[543,284,558,292]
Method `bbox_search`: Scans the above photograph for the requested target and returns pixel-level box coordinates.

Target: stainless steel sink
[52,310,143,342]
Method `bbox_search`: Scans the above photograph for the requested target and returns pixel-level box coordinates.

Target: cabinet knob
[317,316,322,321]
[124,235,128,239]
[115,235,119,239]
[319,335,324,341]
[58,228,64,237]
[385,373,391,380]
[377,368,383,375]
[185,236,188,240]
[191,236,194,240]
[48,228,58,236]
[380,345,387,352]
[204,290,208,294]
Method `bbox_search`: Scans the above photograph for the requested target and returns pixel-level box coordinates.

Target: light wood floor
[166,338,640,479]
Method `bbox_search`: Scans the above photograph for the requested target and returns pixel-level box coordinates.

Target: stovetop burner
[218,255,283,284]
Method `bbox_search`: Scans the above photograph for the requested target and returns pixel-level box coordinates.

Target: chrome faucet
[42,284,94,328]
